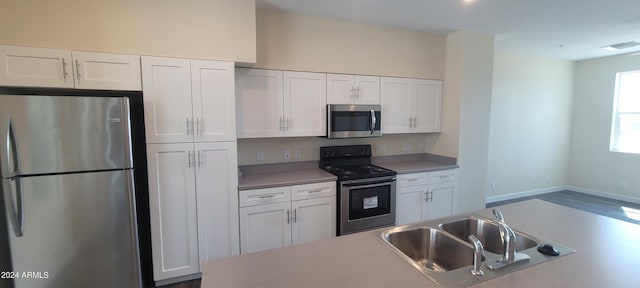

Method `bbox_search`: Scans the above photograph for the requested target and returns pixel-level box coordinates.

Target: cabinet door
[284,71,327,137]
[380,77,414,134]
[426,182,455,220]
[142,56,193,143]
[195,142,239,268]
[235,69,284,138]
[396,185,428,225]
[291,197,336,245]
[326,73,355,104]
[413,79,442,133]
[146,143,199,280]
[0,45,74,88]
[354,75,380,104]
[191,60,236,142]
[72,51,141,91]
[240,202,292,254]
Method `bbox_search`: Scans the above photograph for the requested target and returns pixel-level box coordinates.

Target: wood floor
[487,190,640,225]
[158,190,640,288]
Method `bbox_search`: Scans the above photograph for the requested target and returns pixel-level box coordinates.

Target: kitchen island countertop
[202,199,640,287]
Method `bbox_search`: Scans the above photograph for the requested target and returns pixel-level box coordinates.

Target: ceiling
[256,0,640,61]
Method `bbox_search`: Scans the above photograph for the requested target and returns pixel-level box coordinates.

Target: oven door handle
[343,179,395,188]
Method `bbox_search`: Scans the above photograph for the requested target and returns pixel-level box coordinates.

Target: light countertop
[202,199,640,287]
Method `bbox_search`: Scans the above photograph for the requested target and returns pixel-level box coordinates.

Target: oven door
[339,176,396,235]
[327,104,381,138]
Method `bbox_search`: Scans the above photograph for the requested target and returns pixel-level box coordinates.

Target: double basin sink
[373,215,574,287]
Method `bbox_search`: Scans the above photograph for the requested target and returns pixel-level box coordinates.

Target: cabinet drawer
[291,181,336,201]
[397,172,429,188]
[429,169,458,184]
[239,186,291,207]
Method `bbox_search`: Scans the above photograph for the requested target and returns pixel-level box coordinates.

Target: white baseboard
[567,185,640,205]
[485,186,568,203]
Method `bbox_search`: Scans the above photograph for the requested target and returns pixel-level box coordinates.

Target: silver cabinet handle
[427,191,434,202]
[306,189,324,194]
[407,178,419,182]
[197,151,202,167]
[294,209,297,223]
[186,118,191,135]
[196,118,202,135]
[5,117,24,237]
[75,59,81,82]
[258,195,276,199]
[285,117,290,131]
[187,151,193,168]
[279,117,283,131]
[286,209,290,224]
[350,87,354,98]
[61,58,69,82]
[356,86,360,98]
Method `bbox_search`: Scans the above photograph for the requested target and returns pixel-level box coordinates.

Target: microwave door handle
[370,109,376,135]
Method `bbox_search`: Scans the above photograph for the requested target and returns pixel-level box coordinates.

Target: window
[610,70,640,154]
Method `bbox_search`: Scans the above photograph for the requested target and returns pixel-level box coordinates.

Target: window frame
[610,70,640,154]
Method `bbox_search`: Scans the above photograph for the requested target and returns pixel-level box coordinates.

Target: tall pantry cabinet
[142,56,239,282]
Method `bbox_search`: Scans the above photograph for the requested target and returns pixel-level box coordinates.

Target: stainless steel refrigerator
[0,93,141,288]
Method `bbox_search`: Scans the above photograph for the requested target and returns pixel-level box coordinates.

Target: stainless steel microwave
[327,104,381,138]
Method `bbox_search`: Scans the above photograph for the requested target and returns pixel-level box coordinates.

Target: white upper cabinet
[142,56,235,143]
[381,77,442,134]
[142,56,193,143]
[284,71,327,137]
[236,69,326,138]
[71,51,141,90]
[191,60,236,142]
[235,69,284,138]
[326,74,380,104]
[0,45,74,88]
[0,45,141,90]
[414,79,442,133]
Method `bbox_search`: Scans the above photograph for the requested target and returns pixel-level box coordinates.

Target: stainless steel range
[319,145,396,235]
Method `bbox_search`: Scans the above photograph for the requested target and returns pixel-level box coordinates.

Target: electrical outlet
[284,149,290,159]
[532,176,537,184]
[376,144,385,153]
[490,181,496,190]
[295,150,301,159]
[256,151,264,161]
[418,144,425,151]
[403,144,412,152]
[618,180,627,189]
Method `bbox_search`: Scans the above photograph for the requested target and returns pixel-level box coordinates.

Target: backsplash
[237,134,440,165]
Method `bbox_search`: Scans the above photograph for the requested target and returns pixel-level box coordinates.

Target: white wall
[255,9,446,79]
[445,31,495,213]
[486,52,574,201]
[569,53,640,202]
[0,0,257,63]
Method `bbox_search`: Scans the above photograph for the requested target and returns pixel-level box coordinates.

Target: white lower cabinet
[239,182,336,254]
[396,169,458,225]
[147,142,239,281]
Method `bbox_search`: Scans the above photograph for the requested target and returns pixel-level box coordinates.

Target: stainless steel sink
[373,214,575,288]
[383,227,478,272]
[439,216,538,255]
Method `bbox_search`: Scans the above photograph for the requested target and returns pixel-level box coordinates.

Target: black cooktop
[319,145,396,180]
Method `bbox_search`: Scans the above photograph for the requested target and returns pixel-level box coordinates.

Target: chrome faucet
[468,235,484,276]
[492,209,517,263]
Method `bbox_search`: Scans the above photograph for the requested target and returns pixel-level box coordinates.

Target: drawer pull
[407,179,420,182]
[306,189,324,193]
[258,195,277,199]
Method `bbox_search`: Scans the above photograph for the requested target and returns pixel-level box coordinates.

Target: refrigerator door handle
[5,116,20,178]
[5,178,25,237]
[4,117,24,237]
